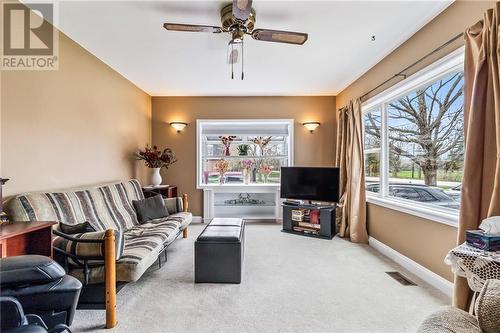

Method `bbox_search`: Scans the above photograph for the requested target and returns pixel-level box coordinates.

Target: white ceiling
[29,1,452,96]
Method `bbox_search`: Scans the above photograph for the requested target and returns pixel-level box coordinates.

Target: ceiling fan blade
[251,29,308,45]
[232,0,253,21]
[163,23,223,33]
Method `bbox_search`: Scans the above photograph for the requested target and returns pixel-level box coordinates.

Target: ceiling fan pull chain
[241,38,244,80]
[231,42,234,79]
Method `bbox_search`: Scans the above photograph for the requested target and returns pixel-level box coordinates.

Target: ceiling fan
[163,0,308,80]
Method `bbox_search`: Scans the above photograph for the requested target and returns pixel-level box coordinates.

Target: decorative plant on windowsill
[242,160,255,184]
[251,136,272,156]
[237,144,250,156]
[219,136,236,156]
[214,159,230,185]
[258,164,273,183]
[136,145,177,187]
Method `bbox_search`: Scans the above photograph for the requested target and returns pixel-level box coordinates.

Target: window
[196,120,293,188]
[362,48,464,223]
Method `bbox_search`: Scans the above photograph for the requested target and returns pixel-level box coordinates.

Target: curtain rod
[357,32,464,102]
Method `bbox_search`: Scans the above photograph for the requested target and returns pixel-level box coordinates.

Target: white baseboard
[192,216,204,223]
[369,237,453,298]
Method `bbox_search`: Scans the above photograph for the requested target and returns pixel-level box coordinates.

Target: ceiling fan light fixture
[163,0,308,78]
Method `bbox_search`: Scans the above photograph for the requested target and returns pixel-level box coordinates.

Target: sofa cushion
[59,221,96,234]
[132,195,169,224]
[53,230,125,262]
[164,197,185,215]
[165,212,192,230]
[4,180,144,232]
[68,217,187,283]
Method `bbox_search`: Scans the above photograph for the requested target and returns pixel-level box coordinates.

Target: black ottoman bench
[195,218,244,284]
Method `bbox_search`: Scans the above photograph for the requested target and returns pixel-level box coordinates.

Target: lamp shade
[302,121,320,132]
[170,122,187,132]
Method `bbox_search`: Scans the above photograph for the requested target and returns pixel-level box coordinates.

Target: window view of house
[364,70,464,211]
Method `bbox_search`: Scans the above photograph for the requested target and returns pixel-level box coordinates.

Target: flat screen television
[280,167,340,202]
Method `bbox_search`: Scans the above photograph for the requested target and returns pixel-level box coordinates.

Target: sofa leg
[183,228,188,239]
[104,229,117,329]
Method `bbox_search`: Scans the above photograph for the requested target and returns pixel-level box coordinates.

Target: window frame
[362,47,465,227]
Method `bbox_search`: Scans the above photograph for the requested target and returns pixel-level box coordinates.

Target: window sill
[366,194,458,228]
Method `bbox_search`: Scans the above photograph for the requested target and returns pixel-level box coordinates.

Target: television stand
[281,202,336,239]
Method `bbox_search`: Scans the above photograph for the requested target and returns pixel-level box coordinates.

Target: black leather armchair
[0,296,49,332]
[0,255,82,331]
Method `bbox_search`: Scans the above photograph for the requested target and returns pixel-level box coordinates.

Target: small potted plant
[237,144,250,156]
[136,145,177,187]
[214,159,230,185]
[219,136,236,156]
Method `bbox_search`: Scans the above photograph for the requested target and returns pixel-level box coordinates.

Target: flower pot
[151,168,162,187]
[219,173,225,185]
[243,169,250,185]
[224,146,230,156]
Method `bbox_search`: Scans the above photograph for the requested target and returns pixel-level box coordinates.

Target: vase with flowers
[259,164,273,183]
[136,145,177,187]
[219,136,236,156]
[242,160,254,184]
[214,159,230,185]
[251,136,272,156]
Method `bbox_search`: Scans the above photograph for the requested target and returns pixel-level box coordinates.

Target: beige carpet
[72,223,449,333]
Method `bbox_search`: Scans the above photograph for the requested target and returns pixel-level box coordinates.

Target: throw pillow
[59,221,96,234]
[132,194,169,224]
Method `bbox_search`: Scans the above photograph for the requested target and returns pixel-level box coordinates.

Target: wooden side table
[0,221,57,258]
[142,185,178,199]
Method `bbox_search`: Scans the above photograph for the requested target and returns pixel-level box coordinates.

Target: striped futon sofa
[4,179,191,328]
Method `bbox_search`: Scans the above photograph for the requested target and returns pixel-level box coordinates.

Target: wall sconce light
[302,121,320,133]
[170,122,187,133]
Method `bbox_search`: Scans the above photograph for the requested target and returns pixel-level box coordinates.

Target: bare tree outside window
[363,70,464,210]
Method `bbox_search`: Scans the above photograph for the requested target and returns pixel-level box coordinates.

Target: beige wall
[152,96,336,216]
[1,33,152,197]
[336,0,495,281]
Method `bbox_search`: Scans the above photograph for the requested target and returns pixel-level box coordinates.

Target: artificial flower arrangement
[214,159,230,184]
[251,136,272,155]
[242,159,255,184]
[136,145,177,169]
[219,135,237,156]
[242,159,255,170]
[259,164,273,175]
[259,164,273,183]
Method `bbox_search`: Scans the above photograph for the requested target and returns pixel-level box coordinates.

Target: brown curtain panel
[454,2,500,310]
[335,98,368,243]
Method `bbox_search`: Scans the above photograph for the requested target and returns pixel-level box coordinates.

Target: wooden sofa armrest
[182,194,189,212]
[104,229,117,329]
[53,229,117,329]
[182,194,189,239]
